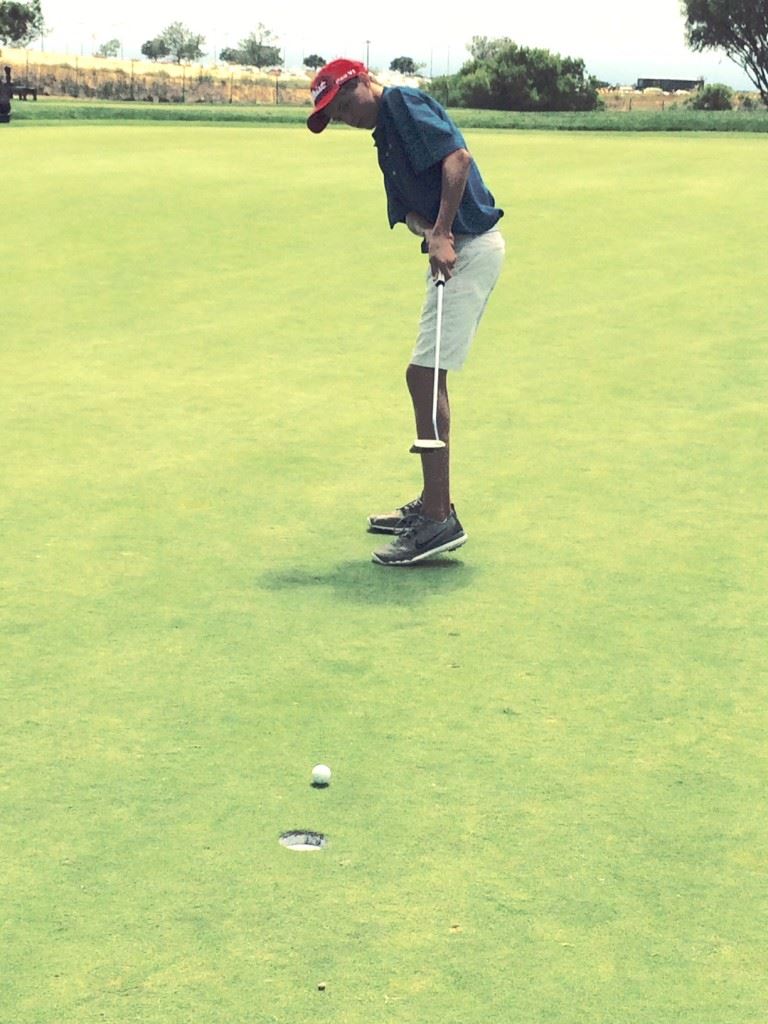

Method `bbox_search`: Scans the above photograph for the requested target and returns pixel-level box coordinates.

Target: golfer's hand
[427,230,456,281]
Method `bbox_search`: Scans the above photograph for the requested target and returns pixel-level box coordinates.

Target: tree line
[130,25,425,76]
[1,1,766,108]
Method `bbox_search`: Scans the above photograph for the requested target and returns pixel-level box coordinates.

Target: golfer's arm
[432,148,472,238]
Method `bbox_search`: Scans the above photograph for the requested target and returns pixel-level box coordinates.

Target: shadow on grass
[258,557,475,606]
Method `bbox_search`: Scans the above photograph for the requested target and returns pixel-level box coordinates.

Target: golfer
[307,59,504,565]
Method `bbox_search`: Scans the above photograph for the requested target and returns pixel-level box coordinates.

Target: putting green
[2,124,766,1023]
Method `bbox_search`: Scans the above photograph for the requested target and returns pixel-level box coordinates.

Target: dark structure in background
[636,77,704,91]
[1,66,11,123]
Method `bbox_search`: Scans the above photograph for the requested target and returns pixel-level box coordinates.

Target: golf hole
[279,830,327,852]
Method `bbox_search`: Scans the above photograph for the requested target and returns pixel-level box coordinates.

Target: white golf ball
[312,764,332,787]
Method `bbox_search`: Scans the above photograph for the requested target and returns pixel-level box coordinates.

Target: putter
[404,212,448,454]
[410,271,447,453]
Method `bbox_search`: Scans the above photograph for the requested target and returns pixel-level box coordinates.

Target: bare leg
[406,362,451,521]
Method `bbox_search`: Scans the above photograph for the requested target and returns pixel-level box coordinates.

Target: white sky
[36,0,753,89]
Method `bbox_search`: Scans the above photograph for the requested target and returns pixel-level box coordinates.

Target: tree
[429,37,600,111]
[682,0,768,105]
[240,26,281,67]
[141,37,170,61]
[467,37,503,62]
[304,54,326,71]
[96,38,120,58]
[390,56,423,75]
[220,24,281,67]
[219,47,241,64]
[0,0,44,46]
[159,21,205,64]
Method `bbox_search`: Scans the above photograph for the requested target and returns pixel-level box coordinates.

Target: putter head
[410,438,446,453]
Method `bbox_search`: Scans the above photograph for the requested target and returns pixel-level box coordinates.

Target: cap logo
[335,68,360,89]
[311,79,329,103]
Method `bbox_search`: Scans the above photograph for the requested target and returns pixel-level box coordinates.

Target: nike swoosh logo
[414,525,459,551]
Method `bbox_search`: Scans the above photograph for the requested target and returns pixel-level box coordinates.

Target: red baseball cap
[307,58,367,133]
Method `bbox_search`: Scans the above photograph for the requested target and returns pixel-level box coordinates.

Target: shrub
[428,37,600,112]
[690,83,734,110]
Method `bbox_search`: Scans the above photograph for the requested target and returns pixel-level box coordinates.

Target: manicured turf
[2,124,766,1023]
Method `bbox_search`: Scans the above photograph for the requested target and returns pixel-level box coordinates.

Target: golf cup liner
[280,830,327,851]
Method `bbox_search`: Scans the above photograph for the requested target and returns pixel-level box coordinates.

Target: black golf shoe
[367,497,424,534]
[371,510,467,566]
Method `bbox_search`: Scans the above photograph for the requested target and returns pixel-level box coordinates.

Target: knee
[406,362,432,396]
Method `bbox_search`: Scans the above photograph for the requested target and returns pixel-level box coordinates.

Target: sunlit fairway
[2,123,766,1023]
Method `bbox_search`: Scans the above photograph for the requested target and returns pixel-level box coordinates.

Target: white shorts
[411,228,505,371]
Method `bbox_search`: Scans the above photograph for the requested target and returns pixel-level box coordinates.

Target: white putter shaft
[405,212,448,453]
[411,272,447,452]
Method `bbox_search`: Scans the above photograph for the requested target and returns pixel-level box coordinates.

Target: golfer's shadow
[259,558,473,606]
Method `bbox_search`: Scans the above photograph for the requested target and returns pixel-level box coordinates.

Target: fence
[0,56,310,106]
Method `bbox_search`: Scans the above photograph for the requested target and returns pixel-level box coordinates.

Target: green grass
[10,96,768,131]
[468,107,768,131]
[11,97,312,124]
[2,125,767,1023]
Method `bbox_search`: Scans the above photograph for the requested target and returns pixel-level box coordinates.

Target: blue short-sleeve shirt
[372,87,503,236]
